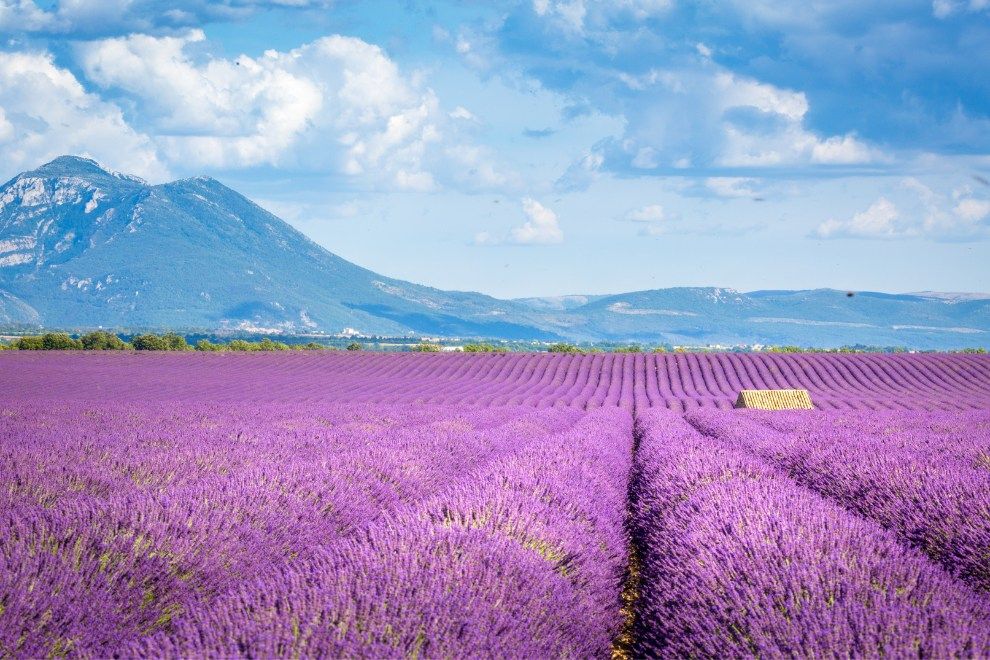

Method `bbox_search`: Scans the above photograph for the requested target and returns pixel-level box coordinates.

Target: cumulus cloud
[906,177,990,236]
[75,31,510,190]
[504,1,911,183]
[713,71,881,167]
[568,65,884,183]
[511,197,563,244]
[0,50,166,181]
[816,197,903,238]
[815,180,990,239]
[476,198,563,245]
[78,31,322,168]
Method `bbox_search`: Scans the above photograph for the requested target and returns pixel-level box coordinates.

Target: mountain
[0,156,559,339]
[1,156,988,349]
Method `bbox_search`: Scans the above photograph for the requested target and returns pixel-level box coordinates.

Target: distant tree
[463,343,509,353]
[258,338,290,351]
[959,347,987,354]
[652,346,668,353]
[132,334,169,351]
[41,332,83,350]
[766,345,804,353]
[227,339,255,351]
[613,345,642,353]
[80,331,128,350]
[195,339,224,352]
[162,333,191,351]
[296,341,328,350]
[412,343,442,352]
[12,336,44,350]
[346,342,363,351]
[547,343,582,353]
[463,343,494,352]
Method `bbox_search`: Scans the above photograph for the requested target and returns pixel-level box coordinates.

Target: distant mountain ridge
[1,156,987,349]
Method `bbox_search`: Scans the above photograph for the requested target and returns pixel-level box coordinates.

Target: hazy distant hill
[1,156,987,349]
[519,288,990,348]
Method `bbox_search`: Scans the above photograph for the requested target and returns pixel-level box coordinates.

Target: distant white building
[442,346,464,352]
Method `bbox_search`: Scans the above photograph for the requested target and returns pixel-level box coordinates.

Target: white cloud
[79,30,322,170]
[0,0,332,36]
[449,106,477,121]
[556,148,605,190]
[449,27,498,72]
[533,0,587,32]
[631,147,659,169]
[809,134,877,164]
[0,50,166,181]
[0,0,53,31]
[589,65,885,176]
[472,198,564,246]
[714,71,808,121]
[443,144,516,189]
[932,0,990,18]
[816,197,904,238]
[705,177,758,198]
[511,197,564,244]
[533,0,672,33]
[955,198,990,223]
[74,31,508,191]
[473,230,496,245]
[626,204,665,222]
[932,0,956,18]
[903,177,990,236]
[814,183,990,240]
[713,72,881,167]
[617,68,685,93]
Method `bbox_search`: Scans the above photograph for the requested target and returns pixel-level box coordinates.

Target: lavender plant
[0,403,629,657]
[686,408,990,594]
[631,407,990,657]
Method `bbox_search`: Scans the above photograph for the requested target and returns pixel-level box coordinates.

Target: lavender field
[4,350,990,410]
[2,351,990,657]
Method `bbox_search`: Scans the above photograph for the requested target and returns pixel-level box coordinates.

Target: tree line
[1,333,984,354]
[0,332,332,352]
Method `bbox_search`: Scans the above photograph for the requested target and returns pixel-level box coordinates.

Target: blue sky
[1,0,988,297]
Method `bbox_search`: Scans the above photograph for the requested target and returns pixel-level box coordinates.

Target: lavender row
[124,407,635,657]
[686,408,990,594]
[0,403,584,656]
[631,407,990,658]
[756,408,990,473]
[3,351,989,410]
